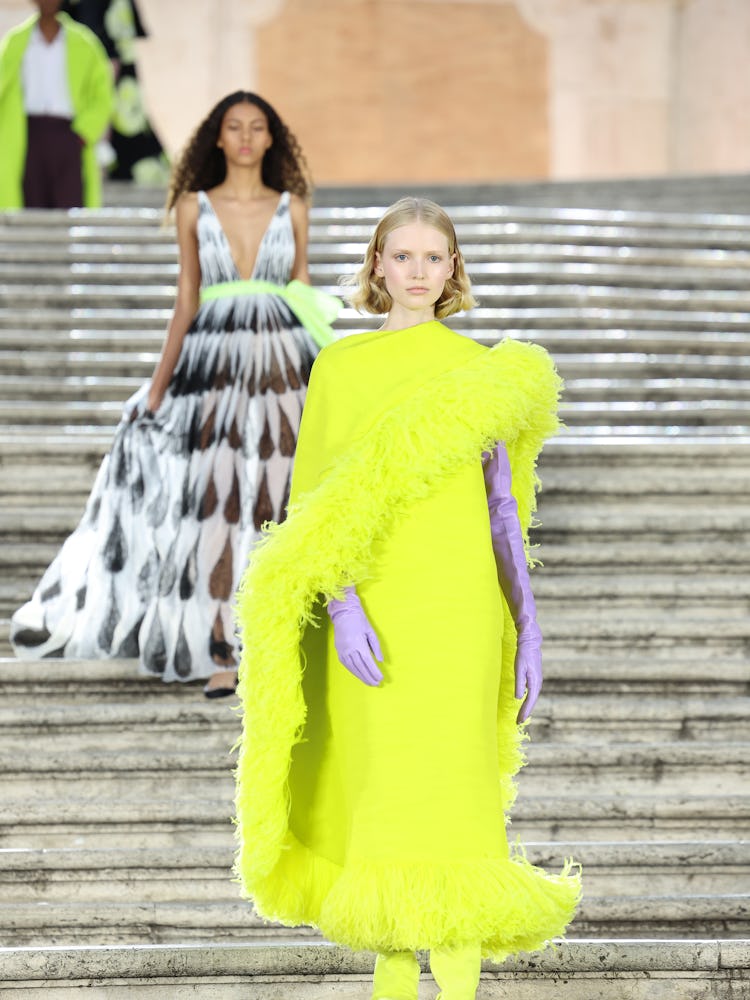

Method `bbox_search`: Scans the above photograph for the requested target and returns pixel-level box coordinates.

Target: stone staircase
[0,190,749,997]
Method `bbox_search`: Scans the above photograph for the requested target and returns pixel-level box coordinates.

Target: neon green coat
[0,12,113,209]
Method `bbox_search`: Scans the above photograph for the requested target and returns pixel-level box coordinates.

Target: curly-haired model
[166,90,312,212]
[11,88,340,702]
[343,197,476,320]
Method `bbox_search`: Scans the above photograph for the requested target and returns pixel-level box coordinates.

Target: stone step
[511,794,750,842]
[4,512,747,552]
[3,399,749,430]
[0,420,745,447]
[532,840,750,896]
[4,325,750,359]
[0,845,238,904]
[0,685,745,734]
[0,742,743,801]
[1,492,745,529]
[5,351,750,392]
[3,589,750,648]
[7,235,750,267]
[0,792,745,849]
[1,891,747,946]
[534,573,750,600]
[0,375,142,401]
[1,840,745,904]
[6,186,750,218]
[572,894,750,938]
[4,203,750,233]
[0,900,273,946]
[308,223,750,252]
[537,612,750,650]
[5,375,750,407]
[299,172,750,212]
[0,434,750,468]
[323,258,750,288]
[3,464,745,505]
[5,576,750,632]
[0,938,746,998]
[5,572,750,616]
[7,301,750,334]
[0,432,747,461]
[9,258,750,291]
[522,743,750,796]
[0,698,237,764]
[539,500,750,532]
[7,283,750,318]
[9,211,750,249]
[0,556,747,592]
[526,695,750,743]
[542,653,750,697]
[537,540,750,567]
[0,653,745,700]
[16,240,750,271]
[2,485,748,525]
[310,174,750,212]
[0,335,719,392]
[11,279,750,313]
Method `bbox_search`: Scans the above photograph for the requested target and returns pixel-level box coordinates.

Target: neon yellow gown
[234,320,581,959]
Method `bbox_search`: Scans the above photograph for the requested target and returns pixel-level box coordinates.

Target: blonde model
[234,198,580,999]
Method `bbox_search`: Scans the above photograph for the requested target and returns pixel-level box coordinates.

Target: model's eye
[394,254,408,261]
[429,255,442,263]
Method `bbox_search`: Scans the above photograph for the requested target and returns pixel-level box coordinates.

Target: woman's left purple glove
[483,444,543,724]
[327,587,384,687]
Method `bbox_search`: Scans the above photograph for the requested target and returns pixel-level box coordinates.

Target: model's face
[217,102,272,165]
[374,221,455,315]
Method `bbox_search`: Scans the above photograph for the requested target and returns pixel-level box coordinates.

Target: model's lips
[239,147,252,154]
[407,286,429,293]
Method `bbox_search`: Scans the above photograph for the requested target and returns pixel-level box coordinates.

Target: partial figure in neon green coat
[234,199,581,1000]
[0,1,113,209]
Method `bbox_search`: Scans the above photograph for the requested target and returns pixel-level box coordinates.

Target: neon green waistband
[200,278,340,349]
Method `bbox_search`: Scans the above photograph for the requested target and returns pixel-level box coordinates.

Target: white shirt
[22,24,74,118]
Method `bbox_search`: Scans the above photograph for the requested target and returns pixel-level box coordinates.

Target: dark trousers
[23,115,84,209]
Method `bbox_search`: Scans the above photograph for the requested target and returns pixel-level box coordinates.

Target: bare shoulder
[288,193,309,221]
[175,191,199,232]
[176,190,199,216]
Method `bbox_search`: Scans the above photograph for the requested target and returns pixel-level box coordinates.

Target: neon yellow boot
[371,950,420,1000]
[429,942,482,1000]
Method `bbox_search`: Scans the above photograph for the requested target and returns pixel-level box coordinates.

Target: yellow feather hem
[248,830,580,961]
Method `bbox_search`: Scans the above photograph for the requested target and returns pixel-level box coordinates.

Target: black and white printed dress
[11,190,328,681]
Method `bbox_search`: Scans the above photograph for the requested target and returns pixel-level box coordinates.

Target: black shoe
[203,671,238,699]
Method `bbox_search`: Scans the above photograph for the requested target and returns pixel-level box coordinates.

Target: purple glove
[327,587,384,687]
[483,444,543,724]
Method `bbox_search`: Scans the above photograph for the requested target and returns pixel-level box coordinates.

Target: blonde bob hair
[343,197,476,319]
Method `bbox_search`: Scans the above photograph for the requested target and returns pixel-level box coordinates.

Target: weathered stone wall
[252,0,549,184]
[1,0,749,182]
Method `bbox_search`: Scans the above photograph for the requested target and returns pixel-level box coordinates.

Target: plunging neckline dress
[11,190,329,681]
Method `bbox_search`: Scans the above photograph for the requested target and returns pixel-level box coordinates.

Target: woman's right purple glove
[326,587,384,687]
